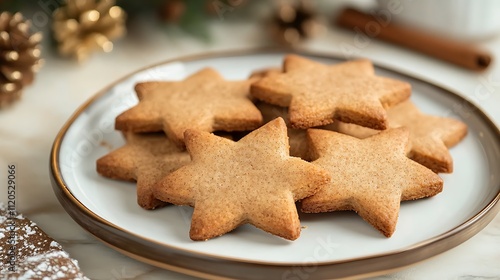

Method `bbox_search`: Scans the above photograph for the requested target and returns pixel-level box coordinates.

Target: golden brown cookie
[251,55,411,129]
[116,68,263,147]
[96,132,190,210]
[154,118,331,241]
[256,102,309,160]
[0,203,88,279]
[333,100,468,173]
[301,128,443,237]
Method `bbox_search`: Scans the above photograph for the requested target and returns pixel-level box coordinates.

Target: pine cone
[270,1,322,46]
[0,12,43,108]
[159,0,186,23]
[52,0,126,62]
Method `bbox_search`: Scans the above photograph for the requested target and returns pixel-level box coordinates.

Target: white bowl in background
[377,0,500,41]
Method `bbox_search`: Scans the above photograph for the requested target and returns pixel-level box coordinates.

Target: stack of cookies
[97,55,467,240]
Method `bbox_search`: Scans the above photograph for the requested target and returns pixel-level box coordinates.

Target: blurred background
[1,0,499,110]
[0,0,500,108]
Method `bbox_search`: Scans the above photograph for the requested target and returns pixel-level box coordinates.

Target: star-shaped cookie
[116,68,263,147]
[154,118,331,241]
[301,128,443,237]
[251,55,411,129]
[333,100,468,173]
[96,132,190,210]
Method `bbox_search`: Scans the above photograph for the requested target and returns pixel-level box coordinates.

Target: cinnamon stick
[335,8,493,71]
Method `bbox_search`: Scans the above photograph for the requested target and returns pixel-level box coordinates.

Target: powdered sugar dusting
[0,202,89,279]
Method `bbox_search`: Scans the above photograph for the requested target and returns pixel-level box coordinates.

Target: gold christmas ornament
[52,0,126,62]
[0,12,43,108]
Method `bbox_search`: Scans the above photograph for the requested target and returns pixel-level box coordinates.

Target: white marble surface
[1,6,500,280]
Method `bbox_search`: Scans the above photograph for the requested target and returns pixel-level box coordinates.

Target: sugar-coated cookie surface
[115,68,263,147]
[301,128,443,237]
[251,55,411,130]
[96,132,190,209]
[0,203,88,279]
[154,118,331,241]
[333,100,468,173]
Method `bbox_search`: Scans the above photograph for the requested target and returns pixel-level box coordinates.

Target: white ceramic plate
[50,50,500,279]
